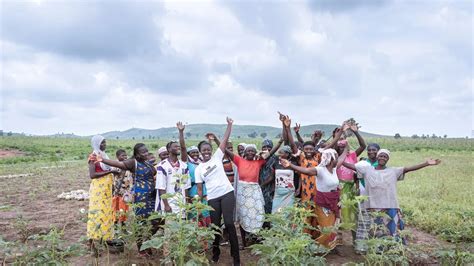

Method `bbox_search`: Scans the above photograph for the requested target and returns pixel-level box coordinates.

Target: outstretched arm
[280,158,317,176]
[312,130,323,146]
[261,138,284,160]
[207,133,234,160]
[351,125,367,157]
[219,117,233,152]
[88,162,118,179]
[294,123,304,143]
[403,159,441,174]
[177,122,188,162]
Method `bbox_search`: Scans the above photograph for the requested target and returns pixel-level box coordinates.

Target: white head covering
[238,143,247,148]
[377,149,391,159]
[319,148,338,167]
[244,144,257,152]
[187,146,198,153]
[91,135,110,171]
[157,146,167,155]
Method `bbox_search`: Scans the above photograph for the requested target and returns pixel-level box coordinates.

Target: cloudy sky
[1,0,472,137]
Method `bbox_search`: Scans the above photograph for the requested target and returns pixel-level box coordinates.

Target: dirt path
[0,164,458,265]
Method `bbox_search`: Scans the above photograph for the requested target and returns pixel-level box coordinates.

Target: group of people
[86,113,441,264]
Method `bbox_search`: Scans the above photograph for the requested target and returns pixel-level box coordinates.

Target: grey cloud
[1,1,163,60]
[307,0,391,13]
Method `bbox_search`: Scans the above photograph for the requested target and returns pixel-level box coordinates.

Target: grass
[0,136,473,244]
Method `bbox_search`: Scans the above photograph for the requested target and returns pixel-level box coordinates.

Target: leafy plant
[251,204,327,266]
[141,193,217,266]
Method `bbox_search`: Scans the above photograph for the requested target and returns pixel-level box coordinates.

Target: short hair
[116,149,126,157]
[198,140,211,151]
[166,141,178,151]
[303,141,315,147]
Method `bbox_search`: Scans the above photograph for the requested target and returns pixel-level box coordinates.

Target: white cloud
[0,0,472,137]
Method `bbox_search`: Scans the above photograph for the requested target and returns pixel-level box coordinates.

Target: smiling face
[100,139,106,151]
[367,146,379,161]
[244,148,256,160]
[237,145,245,156]
[188,150,200,162]
[200,143,213,162]
[116,152,127,162]
[136,146,149,161]
[168,142,181,156]
[262,145,272,152]
[377,153,389,167]
[303,144,315,159]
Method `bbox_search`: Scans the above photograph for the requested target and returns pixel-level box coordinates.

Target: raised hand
[279,158,291,168]
[342,121,351,131]
[427,158,441,165]
[350,123,359,132]
[294,123,301,133]
[226,117,234,125]
[205,133,216,141]
[283,115,291,128]
[278,111,286,122]
[176,121,185,132]
[88,153,102,163]
[313,130,323,139]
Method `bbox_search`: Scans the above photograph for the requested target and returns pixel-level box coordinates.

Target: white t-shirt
[355,164,405,209]
[156,158,191,215]
[315,166,340,192]
[194,149,234,200]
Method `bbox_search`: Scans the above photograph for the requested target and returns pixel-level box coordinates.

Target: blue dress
[133,161,156,218]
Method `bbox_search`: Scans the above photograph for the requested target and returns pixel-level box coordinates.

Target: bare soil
[0,163,455,265]
[0,149,25,158]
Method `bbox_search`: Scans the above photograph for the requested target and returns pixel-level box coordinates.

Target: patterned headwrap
[367,143,381,151]
[279,145,292,154]
[376,149,390,159]
[262,139,274,148]
[319,148,338,167]
[91,135,111,171]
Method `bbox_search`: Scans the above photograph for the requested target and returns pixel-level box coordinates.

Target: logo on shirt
[203,165,217,178]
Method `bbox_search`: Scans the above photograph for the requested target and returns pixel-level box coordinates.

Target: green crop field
[0,136,472,264]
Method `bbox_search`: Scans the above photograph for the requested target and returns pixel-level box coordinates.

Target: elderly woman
[280,148,346,250]
[341,148,441,244]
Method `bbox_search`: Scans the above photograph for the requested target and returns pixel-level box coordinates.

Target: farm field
[0,136,473,264]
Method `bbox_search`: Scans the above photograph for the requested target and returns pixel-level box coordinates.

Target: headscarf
[376,149,390,159]
[279,145,292,154]
[187,146,198,153]
[367,143,381,151]
[91,135,111,171]
[238,143,247,148]
[319,148,338,167]
[262,139,273,148]
[157,146,167,155]
[244,144,257,153]
[337,139,348,147]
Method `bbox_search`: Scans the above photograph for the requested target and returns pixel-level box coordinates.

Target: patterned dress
[87,162,114,241]
[133,161,156,218]
[299,153,320,239]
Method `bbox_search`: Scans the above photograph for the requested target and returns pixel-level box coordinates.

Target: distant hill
[101,124,384,140]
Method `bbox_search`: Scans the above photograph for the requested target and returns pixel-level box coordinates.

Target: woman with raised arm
[224,133,280,248]
[194,117,240,265]
[87,135,119,255]
[89,142,157,256]
[280,146,346,250]
[340,148,441,243]
[177,122,211,227]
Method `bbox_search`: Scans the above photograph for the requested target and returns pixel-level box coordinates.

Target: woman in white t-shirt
[194,117,240,265]
[280,148,345,250]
